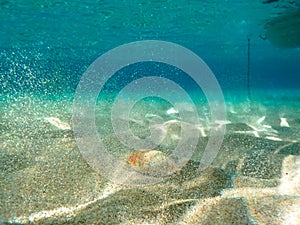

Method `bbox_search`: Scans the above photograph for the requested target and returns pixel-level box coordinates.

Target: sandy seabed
[0,95,299,224]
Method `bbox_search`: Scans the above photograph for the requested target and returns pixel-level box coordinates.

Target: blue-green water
[1,1,300,224]
[1,0,300,96]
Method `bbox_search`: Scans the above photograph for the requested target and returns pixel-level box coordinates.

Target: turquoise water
[1,0,300,96]
[1,1,300,224]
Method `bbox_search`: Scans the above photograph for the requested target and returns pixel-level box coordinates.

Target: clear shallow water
[1,0,300,224]
[1,94,300,223]
[1,0,300,94]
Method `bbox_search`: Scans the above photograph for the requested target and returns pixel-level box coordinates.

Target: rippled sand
[1,95,299,224]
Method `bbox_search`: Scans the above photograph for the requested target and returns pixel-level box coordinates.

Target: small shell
[129,149,167,167]
[128,149,174,176]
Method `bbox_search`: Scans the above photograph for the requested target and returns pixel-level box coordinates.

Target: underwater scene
[1,0,300,224]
